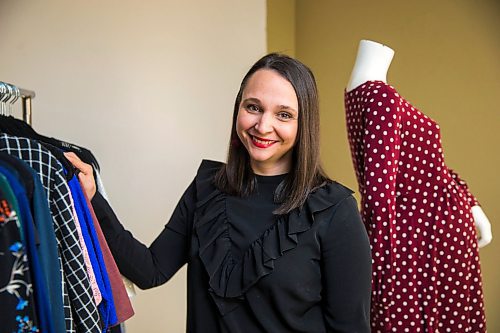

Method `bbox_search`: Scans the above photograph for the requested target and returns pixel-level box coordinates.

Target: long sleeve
[321,196,372,333]
[91,179,196,290]
[361,84,403,318]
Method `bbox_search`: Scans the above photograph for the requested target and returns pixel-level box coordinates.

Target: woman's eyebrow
[278,105,298,114]
[241,97,261,104]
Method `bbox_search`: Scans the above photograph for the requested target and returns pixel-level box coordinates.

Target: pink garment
[345,81,486,332]
[82,189,134,324]
[68,190,102,306]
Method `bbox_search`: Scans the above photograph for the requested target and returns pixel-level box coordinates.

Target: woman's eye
[246,104,260,112]
[277,112,293,120]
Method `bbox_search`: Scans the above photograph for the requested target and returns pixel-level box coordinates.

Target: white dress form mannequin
[346,40,394,93]
[346,39,492,247]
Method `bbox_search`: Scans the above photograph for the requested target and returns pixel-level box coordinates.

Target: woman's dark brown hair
[215,53,330,214]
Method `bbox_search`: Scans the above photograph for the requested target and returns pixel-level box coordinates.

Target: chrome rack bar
[19,86,35,125]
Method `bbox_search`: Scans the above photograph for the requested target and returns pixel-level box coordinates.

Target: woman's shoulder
[198,159,225,171]
[195,159,224,182]
[305,182,361,236]
[192,159,225,204]
[308,180,355,209]
[284,180,355,224]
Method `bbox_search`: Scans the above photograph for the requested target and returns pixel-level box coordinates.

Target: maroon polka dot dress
[344,81,486,332]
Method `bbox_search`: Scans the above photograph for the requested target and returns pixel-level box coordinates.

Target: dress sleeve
[91,179,196,290]
[362,85,403,318]
[321,196,371,333]
[448,169,480,206]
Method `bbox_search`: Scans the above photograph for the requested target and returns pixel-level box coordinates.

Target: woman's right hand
[64,152,97,200]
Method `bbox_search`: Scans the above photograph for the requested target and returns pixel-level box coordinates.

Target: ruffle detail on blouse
[194,160,354,315]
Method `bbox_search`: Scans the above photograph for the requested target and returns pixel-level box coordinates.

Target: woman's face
[236,69,299,176]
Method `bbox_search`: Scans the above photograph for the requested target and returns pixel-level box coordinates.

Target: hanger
[0,82,76,180]
[0,83,22,134]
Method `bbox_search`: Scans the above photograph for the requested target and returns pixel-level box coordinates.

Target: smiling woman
[217,53,327,215]
[69,53,372,333]
[236,69,299,176]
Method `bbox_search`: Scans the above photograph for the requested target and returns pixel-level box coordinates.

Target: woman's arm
[66,151,194,289]
[91,182,195,289]
[321,196,372,332]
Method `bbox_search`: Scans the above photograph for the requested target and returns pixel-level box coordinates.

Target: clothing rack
[0,81,35,125]
[0,83,134,332]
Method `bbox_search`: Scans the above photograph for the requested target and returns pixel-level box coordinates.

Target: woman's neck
[250,153,292,176]
[346,40,395,92]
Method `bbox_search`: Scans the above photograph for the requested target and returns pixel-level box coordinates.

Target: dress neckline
[255,173,287,185]
[345,80,388,95]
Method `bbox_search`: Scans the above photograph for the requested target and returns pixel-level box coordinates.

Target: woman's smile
[250,135,278,148]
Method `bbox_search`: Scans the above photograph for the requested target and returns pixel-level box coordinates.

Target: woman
[66,53,372,332]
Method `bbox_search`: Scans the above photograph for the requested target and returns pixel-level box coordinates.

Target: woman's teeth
[253,136,275,144]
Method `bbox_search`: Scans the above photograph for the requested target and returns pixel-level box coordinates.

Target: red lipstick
[251,135,277,148]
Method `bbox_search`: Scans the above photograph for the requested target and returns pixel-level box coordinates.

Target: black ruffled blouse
[92,160,371,332]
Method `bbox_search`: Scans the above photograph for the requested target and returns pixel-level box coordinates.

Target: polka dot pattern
[344,81,486,332]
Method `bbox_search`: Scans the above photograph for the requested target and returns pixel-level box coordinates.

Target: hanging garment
[0,116,76,181]
[82,189,134,325]
[67,189,103,306]
[0,179,39,333]
[0,133,101,333]
[94,170,110,201]
[67,172,118,330]
[344,81,486,332]
[0,115,97,179]
[0,166,54,332]
[0,153,66,332]
[94,169,137,299]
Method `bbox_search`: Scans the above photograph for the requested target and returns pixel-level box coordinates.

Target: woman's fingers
[65,152,92,174]
[64,152,97,199]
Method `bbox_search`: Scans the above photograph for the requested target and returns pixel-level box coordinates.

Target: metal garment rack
[0,81,36,125]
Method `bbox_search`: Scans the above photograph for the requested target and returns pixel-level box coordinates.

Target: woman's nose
[254,112,273,134]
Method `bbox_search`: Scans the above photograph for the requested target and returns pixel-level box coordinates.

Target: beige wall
[0,0,266,331]
[280,0,498,330]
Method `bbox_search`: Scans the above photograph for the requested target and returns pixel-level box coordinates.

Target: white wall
[0,0,266,331]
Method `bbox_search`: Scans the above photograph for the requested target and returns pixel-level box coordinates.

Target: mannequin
[344,39,491,332]
[346,40,394,92]
[347,39,492,246]
[473,205,493,247]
